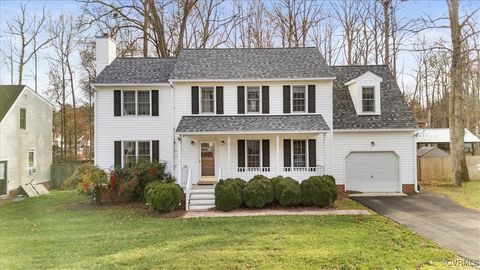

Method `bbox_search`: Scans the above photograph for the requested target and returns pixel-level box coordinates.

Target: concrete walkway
[183,209,371,218]
[352,192,480,261]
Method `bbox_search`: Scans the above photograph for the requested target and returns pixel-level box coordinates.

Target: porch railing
[219,166,325,180]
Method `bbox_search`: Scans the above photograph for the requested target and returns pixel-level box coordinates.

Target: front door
[201,142,215,178]
[0,161,7,195]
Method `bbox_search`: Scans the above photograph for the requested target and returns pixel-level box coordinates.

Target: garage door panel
[346,152,399,192]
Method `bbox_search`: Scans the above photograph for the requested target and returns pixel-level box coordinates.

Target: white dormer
[344,71,382,115]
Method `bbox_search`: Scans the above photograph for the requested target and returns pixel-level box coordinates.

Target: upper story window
[292,86,306,112]
[123,91,151,116]
[201,87,215,113]
[247,86,260,113]
[362,87,375,113]
[20,108,26,129]
[137,91,151,115]
[123,91,136,115]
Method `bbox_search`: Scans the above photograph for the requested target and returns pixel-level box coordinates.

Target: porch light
[371,141,375,146]
[191,141,195,145]
[221,140,225,145]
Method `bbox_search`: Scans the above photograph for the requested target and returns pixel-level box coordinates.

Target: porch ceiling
[176,114,330,134]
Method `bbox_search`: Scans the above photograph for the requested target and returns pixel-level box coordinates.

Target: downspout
[170,81,176,181]
[414,131,419,193]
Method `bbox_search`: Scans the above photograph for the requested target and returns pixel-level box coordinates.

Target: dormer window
[362,87,375,113]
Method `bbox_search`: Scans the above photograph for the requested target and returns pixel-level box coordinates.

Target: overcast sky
[0,0,477,105]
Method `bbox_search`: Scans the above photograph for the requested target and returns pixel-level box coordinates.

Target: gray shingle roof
[170,47,333,80]
[94,58,176,84]
[332,65,417,130]
[0,85,25,122]
[176,114,330,133]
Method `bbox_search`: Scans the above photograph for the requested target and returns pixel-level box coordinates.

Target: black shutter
[152,140,159,161]
[262,86,269,114]
[114,90,121,116]
[283,85,291,113]
[308,139,316,167]
[237,86,245,114]
[114,141,121,167]
[151,90,159,116]
[216,86,224,114]
[283,139,291,167]
[238,140,245,167]
[308,85,316,113]
[262,139,270,168]
[191,86,199,114]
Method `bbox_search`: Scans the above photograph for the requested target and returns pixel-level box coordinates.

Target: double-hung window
[246,86,260,113]
[123,91,136,115]
[292,86,306,112]
[137,91,150,115]
[293,140,306,167]
[201,87,215,113]
[247,140,261,168]
[123,141,151,167]
[28,150,35,169]
[362,87,375,113]
[20,108,26,129]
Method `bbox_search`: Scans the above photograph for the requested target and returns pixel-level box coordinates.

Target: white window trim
[245,140,262,168]
[290,85,308,113]
[291,140,308,168]
[245,86,262,114]
[121,140,153,167]
[121,90,152,117]
[27,149,36,170]
[200,86,216,114]
[20,108,27,130]
[361,86,377,114]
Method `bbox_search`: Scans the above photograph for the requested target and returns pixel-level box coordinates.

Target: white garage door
[346,152,399,192]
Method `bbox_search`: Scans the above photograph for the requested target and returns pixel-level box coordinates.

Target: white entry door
[346,152,399,192]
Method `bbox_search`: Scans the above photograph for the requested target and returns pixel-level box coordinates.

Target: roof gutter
[333,128,416,133]
[169,77,336,83]
[176,130,330,135]
[92,83,171,87]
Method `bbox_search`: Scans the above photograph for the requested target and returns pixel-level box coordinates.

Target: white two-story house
[93,36,417,210]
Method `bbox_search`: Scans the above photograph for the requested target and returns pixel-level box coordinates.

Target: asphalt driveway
[352,193,480,261]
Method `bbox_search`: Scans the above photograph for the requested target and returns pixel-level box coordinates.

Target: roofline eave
[176,130,330,135]
[169,77,336,83]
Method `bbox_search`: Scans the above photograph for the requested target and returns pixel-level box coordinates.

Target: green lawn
[0,190,458,269]
[423,180,480,211]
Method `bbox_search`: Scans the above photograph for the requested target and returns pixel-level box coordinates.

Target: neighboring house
[93,36,417,209]
[417,128,480,156]
[0,85,53,197]
[417,146,450,158]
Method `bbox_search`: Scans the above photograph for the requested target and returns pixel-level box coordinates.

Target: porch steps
[188,185,215,211]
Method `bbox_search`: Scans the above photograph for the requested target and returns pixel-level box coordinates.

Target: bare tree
[5,4,54,86]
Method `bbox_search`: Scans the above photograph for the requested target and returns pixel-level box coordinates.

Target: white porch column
[179,134,183,185]
[322,133,326,175]
[227,135,231,179]
[276,135,280,174]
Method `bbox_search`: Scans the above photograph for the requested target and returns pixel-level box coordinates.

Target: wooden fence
[50,161,92,189]
[418,156,480,183]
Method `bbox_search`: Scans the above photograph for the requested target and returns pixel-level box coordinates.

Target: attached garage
[345,151,400,193]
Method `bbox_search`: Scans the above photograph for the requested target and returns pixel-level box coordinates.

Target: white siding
[0,88,52,193]
[332,131,416,188]
[172,80,334,181]
[94,85,174,172]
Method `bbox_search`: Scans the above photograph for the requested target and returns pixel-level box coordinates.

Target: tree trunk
[447,0,470,185]
[382,0,391,66]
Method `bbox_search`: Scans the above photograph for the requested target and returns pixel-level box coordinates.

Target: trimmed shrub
[271,176,302,206]
[322,175,336,186]
[300,176,338,207]
[146,183,183,213]
[215,178,245,211]
[130,160,175,201]
[243,175,274,208]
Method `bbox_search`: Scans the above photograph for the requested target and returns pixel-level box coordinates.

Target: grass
[422,180,480,211]
[0,190,460,270]
[332,197,367,210]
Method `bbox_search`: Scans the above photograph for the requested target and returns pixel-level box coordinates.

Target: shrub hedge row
[214,174,338,212]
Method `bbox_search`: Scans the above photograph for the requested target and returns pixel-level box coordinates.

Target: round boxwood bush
[321,175,336,185]
[215,178,245,211]
[146,183,183,213]
[300,176,338,207]
[243,175,274,208]
[271,176,301,206]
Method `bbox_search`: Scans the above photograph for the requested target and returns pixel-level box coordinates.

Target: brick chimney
[96,34,117,75]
